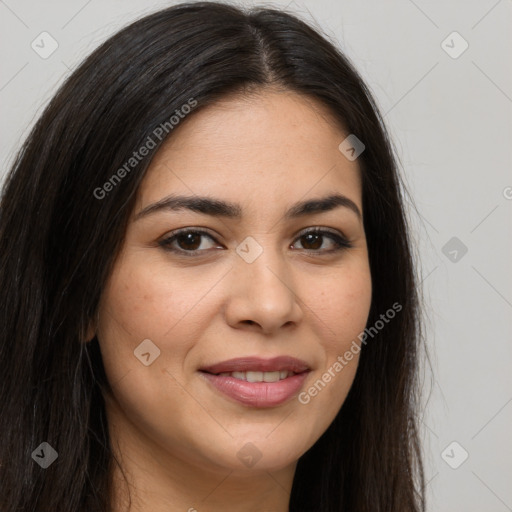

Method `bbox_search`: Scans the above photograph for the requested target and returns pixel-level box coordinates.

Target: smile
[216,370,296,382]
[199,356,311,408]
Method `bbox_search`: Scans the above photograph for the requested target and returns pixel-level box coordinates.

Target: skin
[89,88,372,512]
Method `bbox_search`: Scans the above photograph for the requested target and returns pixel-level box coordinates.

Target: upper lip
[199,356,310,374]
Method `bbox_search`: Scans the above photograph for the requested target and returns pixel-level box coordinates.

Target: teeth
[218,370,295,382]
[263,371,280,382]
[246,371,263,382]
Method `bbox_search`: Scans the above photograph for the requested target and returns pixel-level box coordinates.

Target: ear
[83,312,99,343]
[84,322,96,342]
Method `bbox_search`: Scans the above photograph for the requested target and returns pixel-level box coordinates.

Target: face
[94,89,372,476]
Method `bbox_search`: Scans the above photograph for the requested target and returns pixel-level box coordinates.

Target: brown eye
[159,227,352,257]
[291,228,352,253]
[299,232,323,250]
[175,232,202,251]
[159,229,221,256]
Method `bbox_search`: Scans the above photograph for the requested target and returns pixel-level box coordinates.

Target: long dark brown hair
[0,2,425,510]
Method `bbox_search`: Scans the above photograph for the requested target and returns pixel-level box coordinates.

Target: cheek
[315,264,372,352]
[96,256,228,381]
[295,264,371,434]
[95,260,210,438]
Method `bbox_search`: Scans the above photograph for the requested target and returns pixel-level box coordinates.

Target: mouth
[198,356,311,408]
[209,370,298,382]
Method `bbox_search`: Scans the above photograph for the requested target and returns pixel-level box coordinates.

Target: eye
[158,228,222,256]
[291,228,352,253]
[158,227,353,257]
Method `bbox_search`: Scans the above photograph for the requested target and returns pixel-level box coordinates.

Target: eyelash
[158,227,353,257]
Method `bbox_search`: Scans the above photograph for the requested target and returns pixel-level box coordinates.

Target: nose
[223,243,303,335]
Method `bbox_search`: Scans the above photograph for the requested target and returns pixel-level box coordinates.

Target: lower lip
[199,371,310,408]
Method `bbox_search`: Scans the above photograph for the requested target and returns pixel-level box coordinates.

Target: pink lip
[199,371,310,408]
[199,356,311,407]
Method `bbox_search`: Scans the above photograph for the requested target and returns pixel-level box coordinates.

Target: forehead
[136,90,363,214]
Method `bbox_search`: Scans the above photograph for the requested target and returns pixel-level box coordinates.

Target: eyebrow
[134,193,362,221]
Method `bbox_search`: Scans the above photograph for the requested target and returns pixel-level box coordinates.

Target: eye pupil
[178,233,201,250]
[301,233,322,250]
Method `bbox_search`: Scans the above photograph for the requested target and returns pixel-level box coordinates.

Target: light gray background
[1,1,511,510]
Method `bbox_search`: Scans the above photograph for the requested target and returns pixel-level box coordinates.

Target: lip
[199,371,310,408]
[198,356,311,408]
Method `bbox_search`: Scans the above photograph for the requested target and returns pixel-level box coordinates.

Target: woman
[0,2,425,511]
